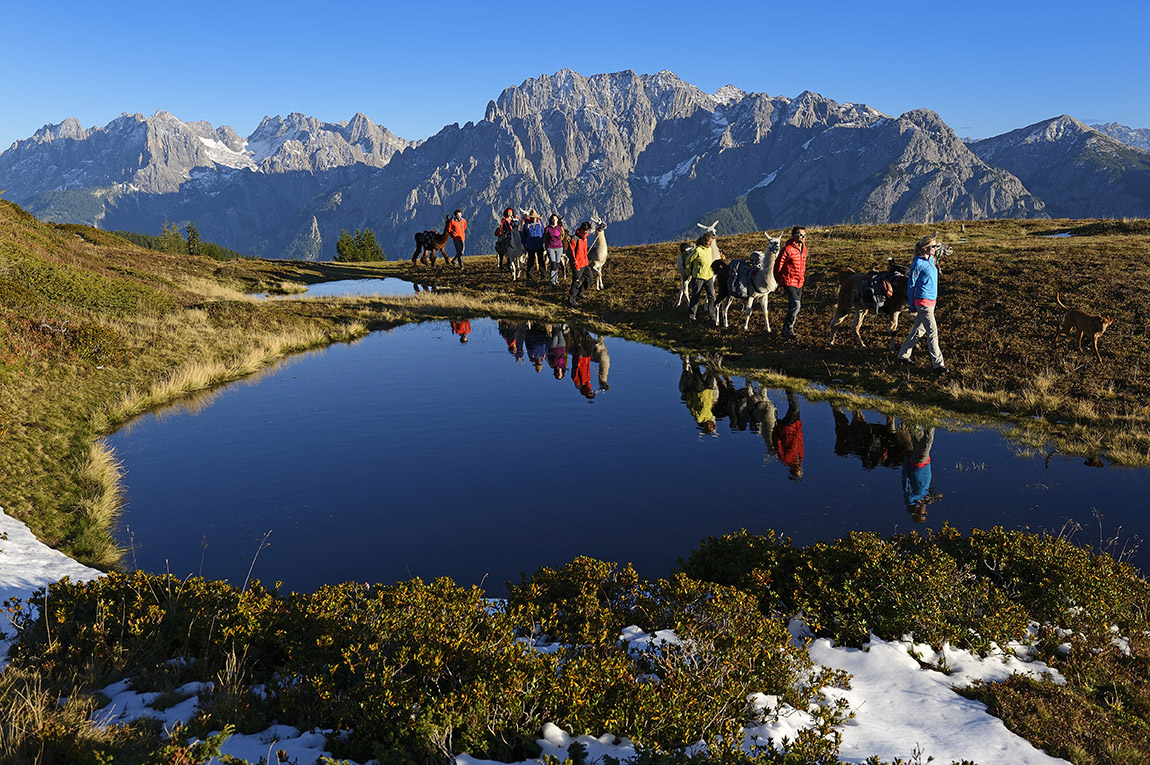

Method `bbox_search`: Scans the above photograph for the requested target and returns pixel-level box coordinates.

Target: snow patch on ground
[0,506,102,669]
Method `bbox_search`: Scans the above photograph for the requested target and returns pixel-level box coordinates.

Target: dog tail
[838,267,857,284]
[1055,291,1068,310]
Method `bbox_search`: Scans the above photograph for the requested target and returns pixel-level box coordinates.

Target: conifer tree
[335,228,385,262]
[186,223,202,256]
[335,230,356,261]
[157,221,185,254]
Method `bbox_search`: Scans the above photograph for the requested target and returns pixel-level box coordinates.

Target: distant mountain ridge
[970,115,1150,219]
[1,69,1147,260]
[0,110,415,196]
[1092,121,1150,152]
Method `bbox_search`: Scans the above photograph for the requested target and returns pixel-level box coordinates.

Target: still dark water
[109,318,1149,594]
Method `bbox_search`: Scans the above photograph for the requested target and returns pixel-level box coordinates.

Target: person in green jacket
[685,231,717,323]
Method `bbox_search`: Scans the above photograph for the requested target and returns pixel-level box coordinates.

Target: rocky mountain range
[969,116,1150,219]
[2,69,1148,260]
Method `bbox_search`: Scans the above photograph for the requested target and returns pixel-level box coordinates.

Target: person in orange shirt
[567,222,593,307]
[446,209,467,269]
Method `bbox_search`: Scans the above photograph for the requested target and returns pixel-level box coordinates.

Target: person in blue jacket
[902,423,939,522]
[895,236,948,374]
[520,210,546,282]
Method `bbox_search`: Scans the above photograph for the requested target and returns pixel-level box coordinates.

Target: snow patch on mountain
[198,135,256,170]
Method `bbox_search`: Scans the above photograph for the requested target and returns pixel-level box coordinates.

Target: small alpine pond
[108,318,1149,594]
[256,278,435,299]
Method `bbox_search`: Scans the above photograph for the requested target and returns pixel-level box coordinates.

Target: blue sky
[2,0,1147,151]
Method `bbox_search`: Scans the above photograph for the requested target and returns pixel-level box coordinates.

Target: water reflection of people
[546,323,568,380]
[903,423,941,522]
[830,405,906,469]
[569,327,597,399]
[498,320,526,364]
[450,320,471,343]
[772,391,804,480]
[679,355,720,435]
[525,321,549,373]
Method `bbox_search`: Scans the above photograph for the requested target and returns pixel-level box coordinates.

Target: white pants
[898,305,944,369]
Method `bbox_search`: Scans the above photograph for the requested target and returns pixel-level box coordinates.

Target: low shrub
[7,572,282,689]
[274,578,548,763]
[934,525,1150,641]
[680,526,1147,653]
[5,565,845,763]
[509,557,846,760]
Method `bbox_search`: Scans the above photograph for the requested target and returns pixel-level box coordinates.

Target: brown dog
[1055,292,1113,363]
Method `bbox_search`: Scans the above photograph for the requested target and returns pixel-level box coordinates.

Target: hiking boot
[933,365,950,375]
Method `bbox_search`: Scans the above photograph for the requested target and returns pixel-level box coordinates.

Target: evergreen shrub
[681,526,1150,653]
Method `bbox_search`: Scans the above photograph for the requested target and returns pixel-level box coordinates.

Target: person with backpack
[895,236,948,375]
[774,226,808,339]
[521,210,546,282]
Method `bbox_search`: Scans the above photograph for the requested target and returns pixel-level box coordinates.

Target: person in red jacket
[568,221,593,307]
[774,226,808,339]
[450,319,471,343]
[772,390,804,480]
[446,209,467,269]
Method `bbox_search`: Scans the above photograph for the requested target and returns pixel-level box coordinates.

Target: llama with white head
[588,218,609,290]
[715,232,782,331]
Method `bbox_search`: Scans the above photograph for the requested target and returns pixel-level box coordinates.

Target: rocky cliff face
[8,69,1147,261]
[970,116,1150,219]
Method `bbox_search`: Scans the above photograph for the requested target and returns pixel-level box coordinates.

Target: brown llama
[411,216,451,265]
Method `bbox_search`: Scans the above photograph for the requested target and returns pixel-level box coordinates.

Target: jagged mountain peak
[25,118,90,146]
[492,68,717,123]
[7,67,1147,260]
[712,84,746,105]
